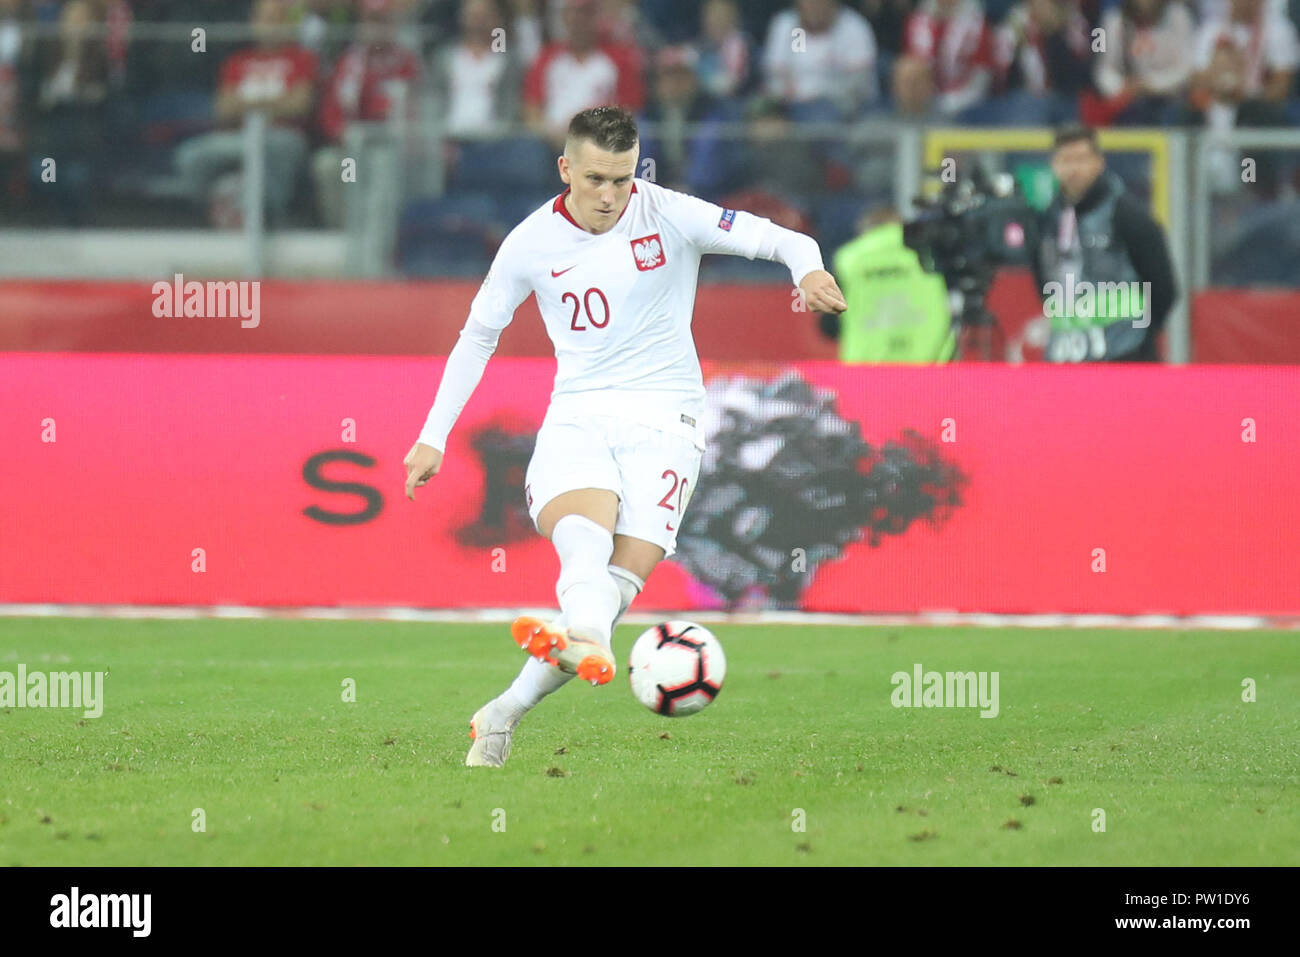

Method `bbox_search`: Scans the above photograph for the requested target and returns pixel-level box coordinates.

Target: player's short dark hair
[1053,123,1100,154]
[566,106,639,155]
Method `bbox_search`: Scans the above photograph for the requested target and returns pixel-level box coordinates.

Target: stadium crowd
[1,0,1297,257]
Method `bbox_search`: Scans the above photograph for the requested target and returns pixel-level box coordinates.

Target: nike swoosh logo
[551,265,576,277]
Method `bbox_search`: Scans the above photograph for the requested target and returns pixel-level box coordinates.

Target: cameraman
[819,206,957,363]
[1033,124,1177,362]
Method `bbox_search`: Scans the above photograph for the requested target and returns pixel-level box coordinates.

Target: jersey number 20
[563,288,610,331]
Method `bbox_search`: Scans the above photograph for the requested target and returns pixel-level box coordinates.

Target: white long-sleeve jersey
[417,178,825,453]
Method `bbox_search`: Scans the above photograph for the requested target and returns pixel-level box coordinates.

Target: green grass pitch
[1,616,1296,866]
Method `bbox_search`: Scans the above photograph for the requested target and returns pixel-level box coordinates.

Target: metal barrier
[1189,127,1300,289]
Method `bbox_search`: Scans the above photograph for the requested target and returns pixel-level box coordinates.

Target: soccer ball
[627,621,726,716]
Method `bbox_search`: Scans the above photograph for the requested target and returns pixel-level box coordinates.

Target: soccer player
[403,106,846,767]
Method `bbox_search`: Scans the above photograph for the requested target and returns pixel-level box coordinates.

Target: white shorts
[524,414,703,558]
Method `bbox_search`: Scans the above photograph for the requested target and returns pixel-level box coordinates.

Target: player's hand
[800,270,848,313]
[404,442,443,501]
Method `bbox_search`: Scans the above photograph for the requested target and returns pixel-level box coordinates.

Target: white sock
[608,564,644,632]
[551,514,620,649]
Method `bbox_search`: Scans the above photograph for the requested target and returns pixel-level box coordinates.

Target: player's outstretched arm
[406,233,529,502]
[670,189,845,312]
[405,317,504,502]
[749,224,846,313]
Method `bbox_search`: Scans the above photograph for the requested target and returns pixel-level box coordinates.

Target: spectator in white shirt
[1092,0,1195,126]
[762,0,880,120]
[428,0,522,139]
[1188,0,1299,128]
[523,0,645,149]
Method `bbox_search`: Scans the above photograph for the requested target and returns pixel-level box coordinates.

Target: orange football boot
[510,616,615,686]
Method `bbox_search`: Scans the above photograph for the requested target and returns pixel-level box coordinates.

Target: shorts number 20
[659,469,689,531]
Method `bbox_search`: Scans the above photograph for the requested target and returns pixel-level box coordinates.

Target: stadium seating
[396,194,501,277]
